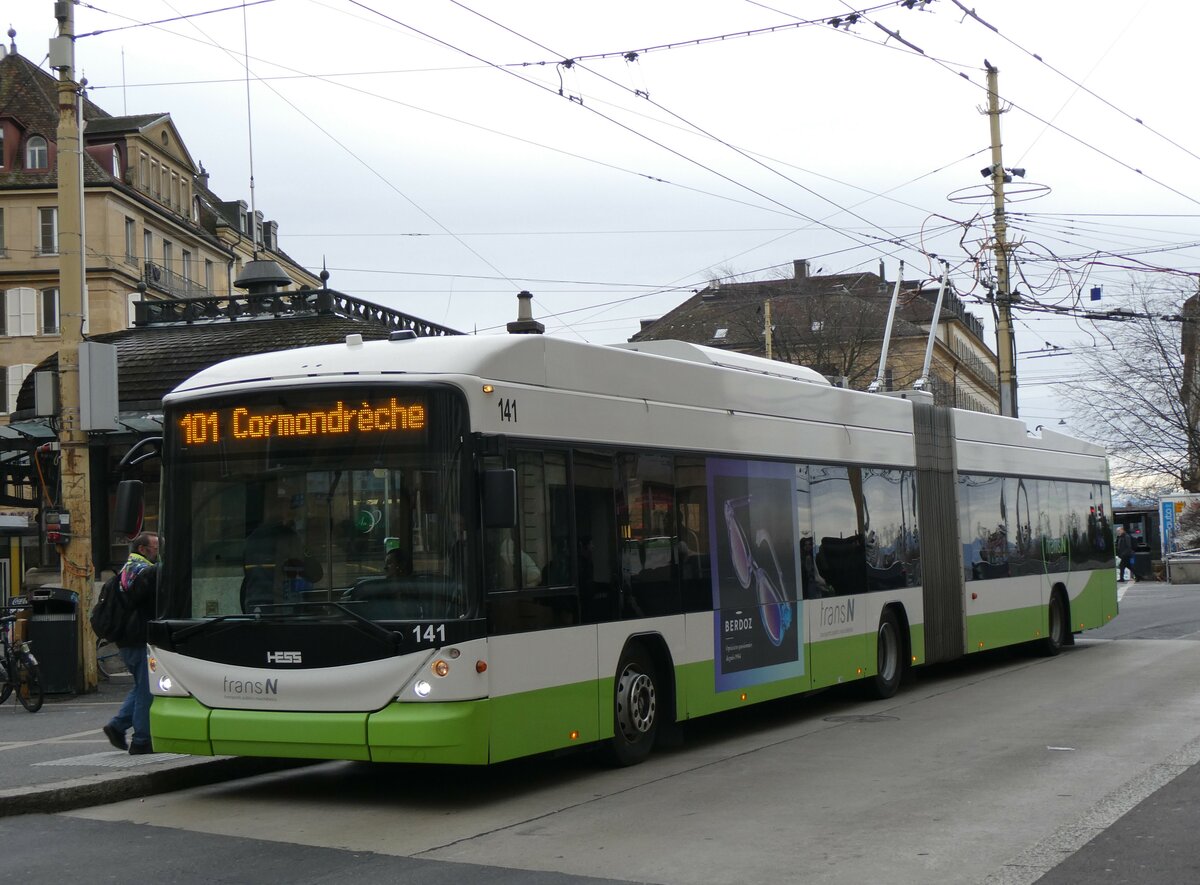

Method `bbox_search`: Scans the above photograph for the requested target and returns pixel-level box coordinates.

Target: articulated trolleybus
[133,332,1117,765]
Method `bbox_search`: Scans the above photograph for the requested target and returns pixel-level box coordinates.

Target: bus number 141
[413,624,446,643]
[498,398,517,422]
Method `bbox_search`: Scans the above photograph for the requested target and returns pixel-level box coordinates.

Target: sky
[9,0,1200,431]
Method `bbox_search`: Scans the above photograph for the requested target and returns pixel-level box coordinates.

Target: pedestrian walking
[102,532,159,755]
[1115,526,1138,583]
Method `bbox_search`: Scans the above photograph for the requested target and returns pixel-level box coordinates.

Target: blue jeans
[109,646,152,748]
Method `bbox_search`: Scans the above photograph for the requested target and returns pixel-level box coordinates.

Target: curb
[0,756,316,818]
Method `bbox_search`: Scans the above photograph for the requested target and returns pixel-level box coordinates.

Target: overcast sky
[10,0,1199,429]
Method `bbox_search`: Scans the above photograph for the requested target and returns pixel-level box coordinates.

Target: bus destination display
[178,398,427,446]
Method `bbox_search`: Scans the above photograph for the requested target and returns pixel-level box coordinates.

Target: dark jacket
[116,563,158,648]
[1116,532,1134,559]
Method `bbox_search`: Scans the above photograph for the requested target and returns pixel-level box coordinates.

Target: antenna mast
[242,1,258,258]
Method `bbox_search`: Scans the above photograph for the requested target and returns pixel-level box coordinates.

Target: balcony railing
[132,288,463,338]
[143,261,210,299]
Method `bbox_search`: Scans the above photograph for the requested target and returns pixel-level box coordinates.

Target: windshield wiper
[170,614,251,642]
[243,600,402,644]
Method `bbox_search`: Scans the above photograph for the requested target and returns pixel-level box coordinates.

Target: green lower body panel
[369,700,490,764]
[150,696,214,756]
[809,632,871,690]
[489,680,598,763]
[967,604,1042,652]
[212,709,370,760]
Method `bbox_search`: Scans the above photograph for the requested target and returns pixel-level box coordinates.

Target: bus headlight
[147,655,190,697]
[414,680,432,698]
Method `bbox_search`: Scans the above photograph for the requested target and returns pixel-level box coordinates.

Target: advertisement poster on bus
[707,458,804,692]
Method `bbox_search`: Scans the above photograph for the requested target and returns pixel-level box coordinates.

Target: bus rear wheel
[868,608,904,699]
[608,645,659,766]
[1037,592,1067,657]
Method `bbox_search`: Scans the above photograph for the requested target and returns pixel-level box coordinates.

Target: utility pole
[52,1,97,690]
[763,299,773,360]
[985,61,1019,418]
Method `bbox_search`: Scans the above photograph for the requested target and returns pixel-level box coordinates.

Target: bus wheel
[868,608,904,699]
[1037,592,1067,657]
[609,645,659,766]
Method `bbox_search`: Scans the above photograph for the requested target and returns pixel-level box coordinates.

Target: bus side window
[485,449,579,634]
[675,455,712,612]
[575,450,616,624]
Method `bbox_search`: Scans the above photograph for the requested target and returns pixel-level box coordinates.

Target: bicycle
[0,607,44,713]
[97,636,127,680]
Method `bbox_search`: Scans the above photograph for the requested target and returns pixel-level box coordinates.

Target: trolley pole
[985,61,1019,418]
[52,1,97,691]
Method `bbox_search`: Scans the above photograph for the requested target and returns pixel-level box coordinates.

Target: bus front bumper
[150,696,491,764]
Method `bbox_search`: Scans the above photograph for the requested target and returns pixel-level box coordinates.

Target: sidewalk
[0,671,302,817]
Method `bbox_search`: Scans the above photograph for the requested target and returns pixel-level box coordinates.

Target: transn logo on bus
[266,651,302,664]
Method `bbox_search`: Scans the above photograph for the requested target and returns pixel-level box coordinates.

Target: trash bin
[26,587,78,694]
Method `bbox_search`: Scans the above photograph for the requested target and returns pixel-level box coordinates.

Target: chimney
[507,290,545,335]
[794,259,809,280]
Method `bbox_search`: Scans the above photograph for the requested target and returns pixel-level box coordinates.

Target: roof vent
[345,333,363,347]
[389,329,417,341]
[507,290,545,335]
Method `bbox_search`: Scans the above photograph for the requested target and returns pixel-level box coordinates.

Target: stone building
[632,259,1000,414]
[0,33,320,414]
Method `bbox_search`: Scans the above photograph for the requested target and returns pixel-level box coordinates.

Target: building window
[144,230,153,264]
[0,130,5,168]
[713,328,727,340]
[124,218,136,264]
[171,172,179,209]
[139,152,148,189]
[111,144,122,178]
[151,161,159,196]
[204,259,214,292]
[38,207,58,255]
[40,287,59,335]
[192,195,201,223]
[0,208,6,257]
[163,240,173,273]
[25,135,48,169]
[182,250,192,283]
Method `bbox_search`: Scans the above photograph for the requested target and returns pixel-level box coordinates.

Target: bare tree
[1059,281,1200,491]
[728,292,891,387]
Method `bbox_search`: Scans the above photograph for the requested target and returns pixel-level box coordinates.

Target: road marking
[0,729,112,752]
[35,751,186,768]
[984,732,1200,884]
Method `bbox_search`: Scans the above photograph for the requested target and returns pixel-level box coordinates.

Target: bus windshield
[160,385,471,622]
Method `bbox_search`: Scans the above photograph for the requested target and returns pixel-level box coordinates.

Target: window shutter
[17,287,36,335]
[6,363,34,412]
[6,287,36,336]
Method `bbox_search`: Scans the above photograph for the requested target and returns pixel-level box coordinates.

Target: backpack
[90,574,130,642]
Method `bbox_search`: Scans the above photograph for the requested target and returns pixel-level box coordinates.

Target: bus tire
[868,607,904,700]
[1037,592,1067,657]
[608,644,659,766]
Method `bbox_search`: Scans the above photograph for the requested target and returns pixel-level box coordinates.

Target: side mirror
[482,469,517,529]
[113,480,145,536]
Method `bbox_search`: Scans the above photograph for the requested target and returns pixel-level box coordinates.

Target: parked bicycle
[1,606,44,713]
[96,636,126,680]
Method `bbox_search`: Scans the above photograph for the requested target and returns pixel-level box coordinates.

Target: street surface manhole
[822,714,899,723]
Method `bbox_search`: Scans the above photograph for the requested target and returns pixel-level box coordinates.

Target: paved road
[4,581,1200,884]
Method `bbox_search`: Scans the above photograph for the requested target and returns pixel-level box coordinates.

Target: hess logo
[266,651,302,664]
